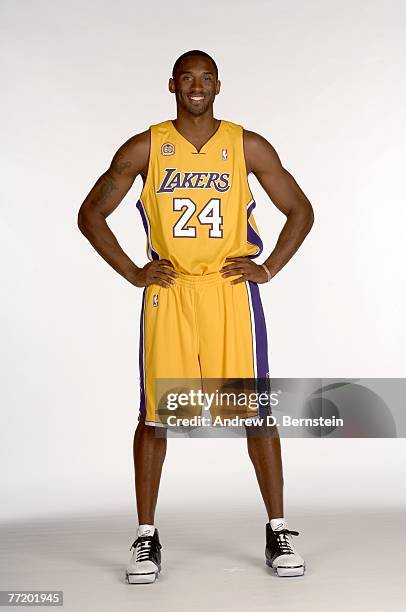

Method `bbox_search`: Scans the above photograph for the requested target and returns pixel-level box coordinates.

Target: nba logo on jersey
[153,294,159,307]
[161,142,175,156]
[222,148,227,160]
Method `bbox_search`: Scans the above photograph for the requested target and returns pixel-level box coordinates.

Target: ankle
[137,524,155,537]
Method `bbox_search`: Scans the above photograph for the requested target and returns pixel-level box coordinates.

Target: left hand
[220,257,269,284]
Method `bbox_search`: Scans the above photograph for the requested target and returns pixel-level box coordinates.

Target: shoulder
[116,129,150,158]
[115,119,176,175]
[242,128,281,174]
[110,129,151,176]
[243,128,275,154]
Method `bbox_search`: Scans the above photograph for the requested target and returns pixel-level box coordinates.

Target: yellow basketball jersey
[136,119,263,275]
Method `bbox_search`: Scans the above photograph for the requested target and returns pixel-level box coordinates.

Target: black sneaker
[265,523,305,577]
[126,528,162,584]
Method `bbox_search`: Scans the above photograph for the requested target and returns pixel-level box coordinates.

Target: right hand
[130,259,178,288]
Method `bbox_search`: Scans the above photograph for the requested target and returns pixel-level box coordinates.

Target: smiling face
[169,55,221,116]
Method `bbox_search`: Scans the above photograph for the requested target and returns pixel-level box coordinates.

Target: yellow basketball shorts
[138,271,270,426]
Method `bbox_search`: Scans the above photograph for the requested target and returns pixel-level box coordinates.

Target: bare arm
[221,130,314,284]
[77,130,176,288]
[243,129,314,279]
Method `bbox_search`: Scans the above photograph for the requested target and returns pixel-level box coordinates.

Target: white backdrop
[2,0,405,522]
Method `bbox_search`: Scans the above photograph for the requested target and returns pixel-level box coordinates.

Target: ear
[215,79,221,95]
[168,78,175,93]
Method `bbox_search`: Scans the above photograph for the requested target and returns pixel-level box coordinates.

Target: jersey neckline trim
[167,119,224,154]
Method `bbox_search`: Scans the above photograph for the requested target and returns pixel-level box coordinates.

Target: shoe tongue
[270,518,287,531]
[137,524,155,537]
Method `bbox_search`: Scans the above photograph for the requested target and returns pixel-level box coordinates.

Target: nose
[189,76,205,92]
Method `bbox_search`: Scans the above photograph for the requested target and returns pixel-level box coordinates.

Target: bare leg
[246,424,284,519]
[133,417,167,524]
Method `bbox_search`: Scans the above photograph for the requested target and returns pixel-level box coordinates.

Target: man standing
[78,49,314,583]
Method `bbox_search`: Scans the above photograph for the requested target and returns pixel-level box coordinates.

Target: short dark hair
[172,50,218,80]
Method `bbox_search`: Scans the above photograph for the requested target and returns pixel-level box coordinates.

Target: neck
[174,110,219,135]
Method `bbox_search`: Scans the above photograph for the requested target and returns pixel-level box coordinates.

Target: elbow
[290,203,314,235]
[77,206,90,236]
[306,205,315,232]
[289,199,315,234]
[300,199,314,234]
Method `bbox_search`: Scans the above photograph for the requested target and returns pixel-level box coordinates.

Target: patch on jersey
[222,148,228,160]
[153,294,159,307]
[161,142,175,156]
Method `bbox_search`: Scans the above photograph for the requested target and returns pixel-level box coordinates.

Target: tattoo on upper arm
[99,177,118,201]
[111,155,132,175]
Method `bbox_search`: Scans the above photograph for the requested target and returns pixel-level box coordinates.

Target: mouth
[188,95,205,103]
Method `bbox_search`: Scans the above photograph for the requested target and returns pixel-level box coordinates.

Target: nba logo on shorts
[153,294,159,307]
[222,148,227,160]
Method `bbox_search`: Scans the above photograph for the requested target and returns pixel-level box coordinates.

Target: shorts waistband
[175,270,230,288]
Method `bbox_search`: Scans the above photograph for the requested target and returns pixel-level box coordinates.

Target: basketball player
[78,50,314,583]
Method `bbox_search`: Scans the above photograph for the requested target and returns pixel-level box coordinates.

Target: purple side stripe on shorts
[139,288,146,419]
[247,281,269,378]
[136,198,160,260]
[247,200,263,258]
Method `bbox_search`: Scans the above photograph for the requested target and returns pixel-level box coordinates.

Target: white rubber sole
[266,560,306,577]
[126,570,159,584]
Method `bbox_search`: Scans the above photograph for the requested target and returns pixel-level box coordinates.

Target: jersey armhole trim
[139,126,154,201]
[241,127,256,204]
